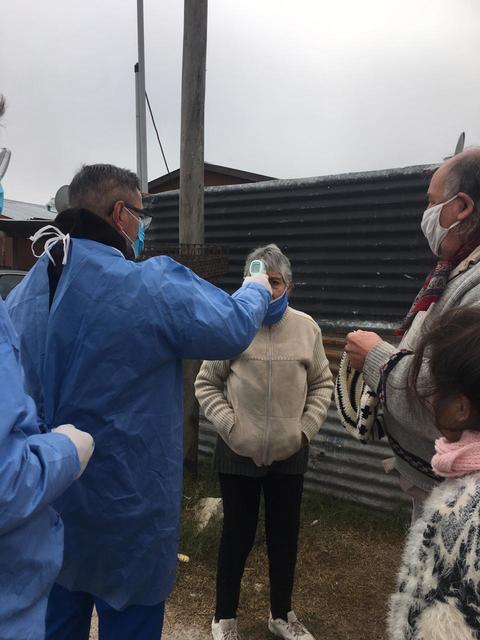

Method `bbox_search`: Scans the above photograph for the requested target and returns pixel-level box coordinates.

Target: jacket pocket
[265,417,303,465]
[227,411,265,466]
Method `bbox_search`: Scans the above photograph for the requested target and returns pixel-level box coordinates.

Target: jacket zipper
[262,325,273,465]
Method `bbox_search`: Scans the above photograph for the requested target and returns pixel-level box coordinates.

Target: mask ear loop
[117,208,135,245]
[29,225,71,266]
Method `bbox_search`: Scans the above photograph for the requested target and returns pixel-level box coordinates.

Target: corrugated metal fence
[146,164,437,511]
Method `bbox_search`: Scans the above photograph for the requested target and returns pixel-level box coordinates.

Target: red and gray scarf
[395,234,480,337]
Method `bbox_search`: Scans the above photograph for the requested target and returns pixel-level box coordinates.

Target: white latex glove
[52,424,94,478]
[242,273,272,295]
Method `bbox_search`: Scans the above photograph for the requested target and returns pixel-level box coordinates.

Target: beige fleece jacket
[195,307,333,467]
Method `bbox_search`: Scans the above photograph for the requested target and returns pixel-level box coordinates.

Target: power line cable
[145,91,170,174]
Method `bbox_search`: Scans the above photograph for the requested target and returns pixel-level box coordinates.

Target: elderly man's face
[427,159,469,259]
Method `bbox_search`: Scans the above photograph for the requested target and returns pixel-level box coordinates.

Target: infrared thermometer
[249,259,267,275]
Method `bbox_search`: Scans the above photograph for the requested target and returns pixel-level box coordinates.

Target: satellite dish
[454,132,465,156]
[0,148,11,179]
[55,184,70,214]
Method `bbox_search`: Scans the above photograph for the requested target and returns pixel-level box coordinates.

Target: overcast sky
[1,0,479,204]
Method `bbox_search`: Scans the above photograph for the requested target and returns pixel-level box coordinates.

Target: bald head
[426,148,480,258]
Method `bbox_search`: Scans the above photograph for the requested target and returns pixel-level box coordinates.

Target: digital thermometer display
[249,259,267,275]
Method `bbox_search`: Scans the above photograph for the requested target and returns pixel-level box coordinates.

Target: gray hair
[69,164,140,217]
[444,148,480,237]
[243,243,293,285]
[0,95,5,119]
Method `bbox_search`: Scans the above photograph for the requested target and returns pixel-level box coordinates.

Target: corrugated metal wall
[146,164,437,511]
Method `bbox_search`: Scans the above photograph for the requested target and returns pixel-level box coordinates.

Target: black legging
[215,472,304,622]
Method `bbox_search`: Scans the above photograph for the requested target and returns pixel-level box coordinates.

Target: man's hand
[344,330,382,371]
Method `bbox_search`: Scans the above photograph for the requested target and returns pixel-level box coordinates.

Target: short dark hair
[0,95,5,119]
[410,306,480,427]
[445,149,480,235]
[69,164,140,216]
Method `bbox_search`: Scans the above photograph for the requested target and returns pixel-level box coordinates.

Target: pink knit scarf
[432,431,480,478]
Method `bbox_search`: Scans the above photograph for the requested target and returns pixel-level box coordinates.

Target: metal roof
[2,198,56,221]
[148,162,276,192]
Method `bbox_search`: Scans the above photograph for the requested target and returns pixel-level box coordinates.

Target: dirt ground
[163,518,405,639]
[89,477,408,640]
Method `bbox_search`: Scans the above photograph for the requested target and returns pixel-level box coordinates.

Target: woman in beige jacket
[195,244,333,640]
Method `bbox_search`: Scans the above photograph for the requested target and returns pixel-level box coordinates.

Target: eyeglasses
[124,203,152,230]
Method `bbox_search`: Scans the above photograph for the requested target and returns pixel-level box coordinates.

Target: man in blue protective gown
[0,298,94,640]
[7,163,271,640]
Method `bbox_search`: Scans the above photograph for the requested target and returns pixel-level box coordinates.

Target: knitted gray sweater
[363,255,480,492]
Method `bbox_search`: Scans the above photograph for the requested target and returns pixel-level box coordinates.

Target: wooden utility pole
[179,0,208,472]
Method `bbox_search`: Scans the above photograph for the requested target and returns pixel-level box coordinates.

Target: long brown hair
[410,307,480,423]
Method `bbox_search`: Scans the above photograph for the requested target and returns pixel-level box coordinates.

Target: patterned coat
[388,472,480,639]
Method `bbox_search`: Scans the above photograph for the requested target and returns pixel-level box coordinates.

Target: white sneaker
[268,611,316,639]
[212,617,243,640]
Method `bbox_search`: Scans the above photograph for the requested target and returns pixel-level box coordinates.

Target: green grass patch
[178,463,222,563]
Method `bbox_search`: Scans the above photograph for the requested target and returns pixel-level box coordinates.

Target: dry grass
[163,469,408,640]
[89,466,409,639]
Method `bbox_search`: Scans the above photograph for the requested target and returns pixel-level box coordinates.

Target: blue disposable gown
[0,299,80,640]
[7,238,269,610]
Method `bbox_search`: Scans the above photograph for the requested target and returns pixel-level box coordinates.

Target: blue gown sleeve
[143,258,270,360]
[0,303,80,535]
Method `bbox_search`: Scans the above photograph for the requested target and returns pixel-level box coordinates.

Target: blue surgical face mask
[122,208,145,258]
[263,290,288,325]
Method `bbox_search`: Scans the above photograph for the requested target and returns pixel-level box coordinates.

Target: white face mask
[421,194,460,256]
[30,225,71,265]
